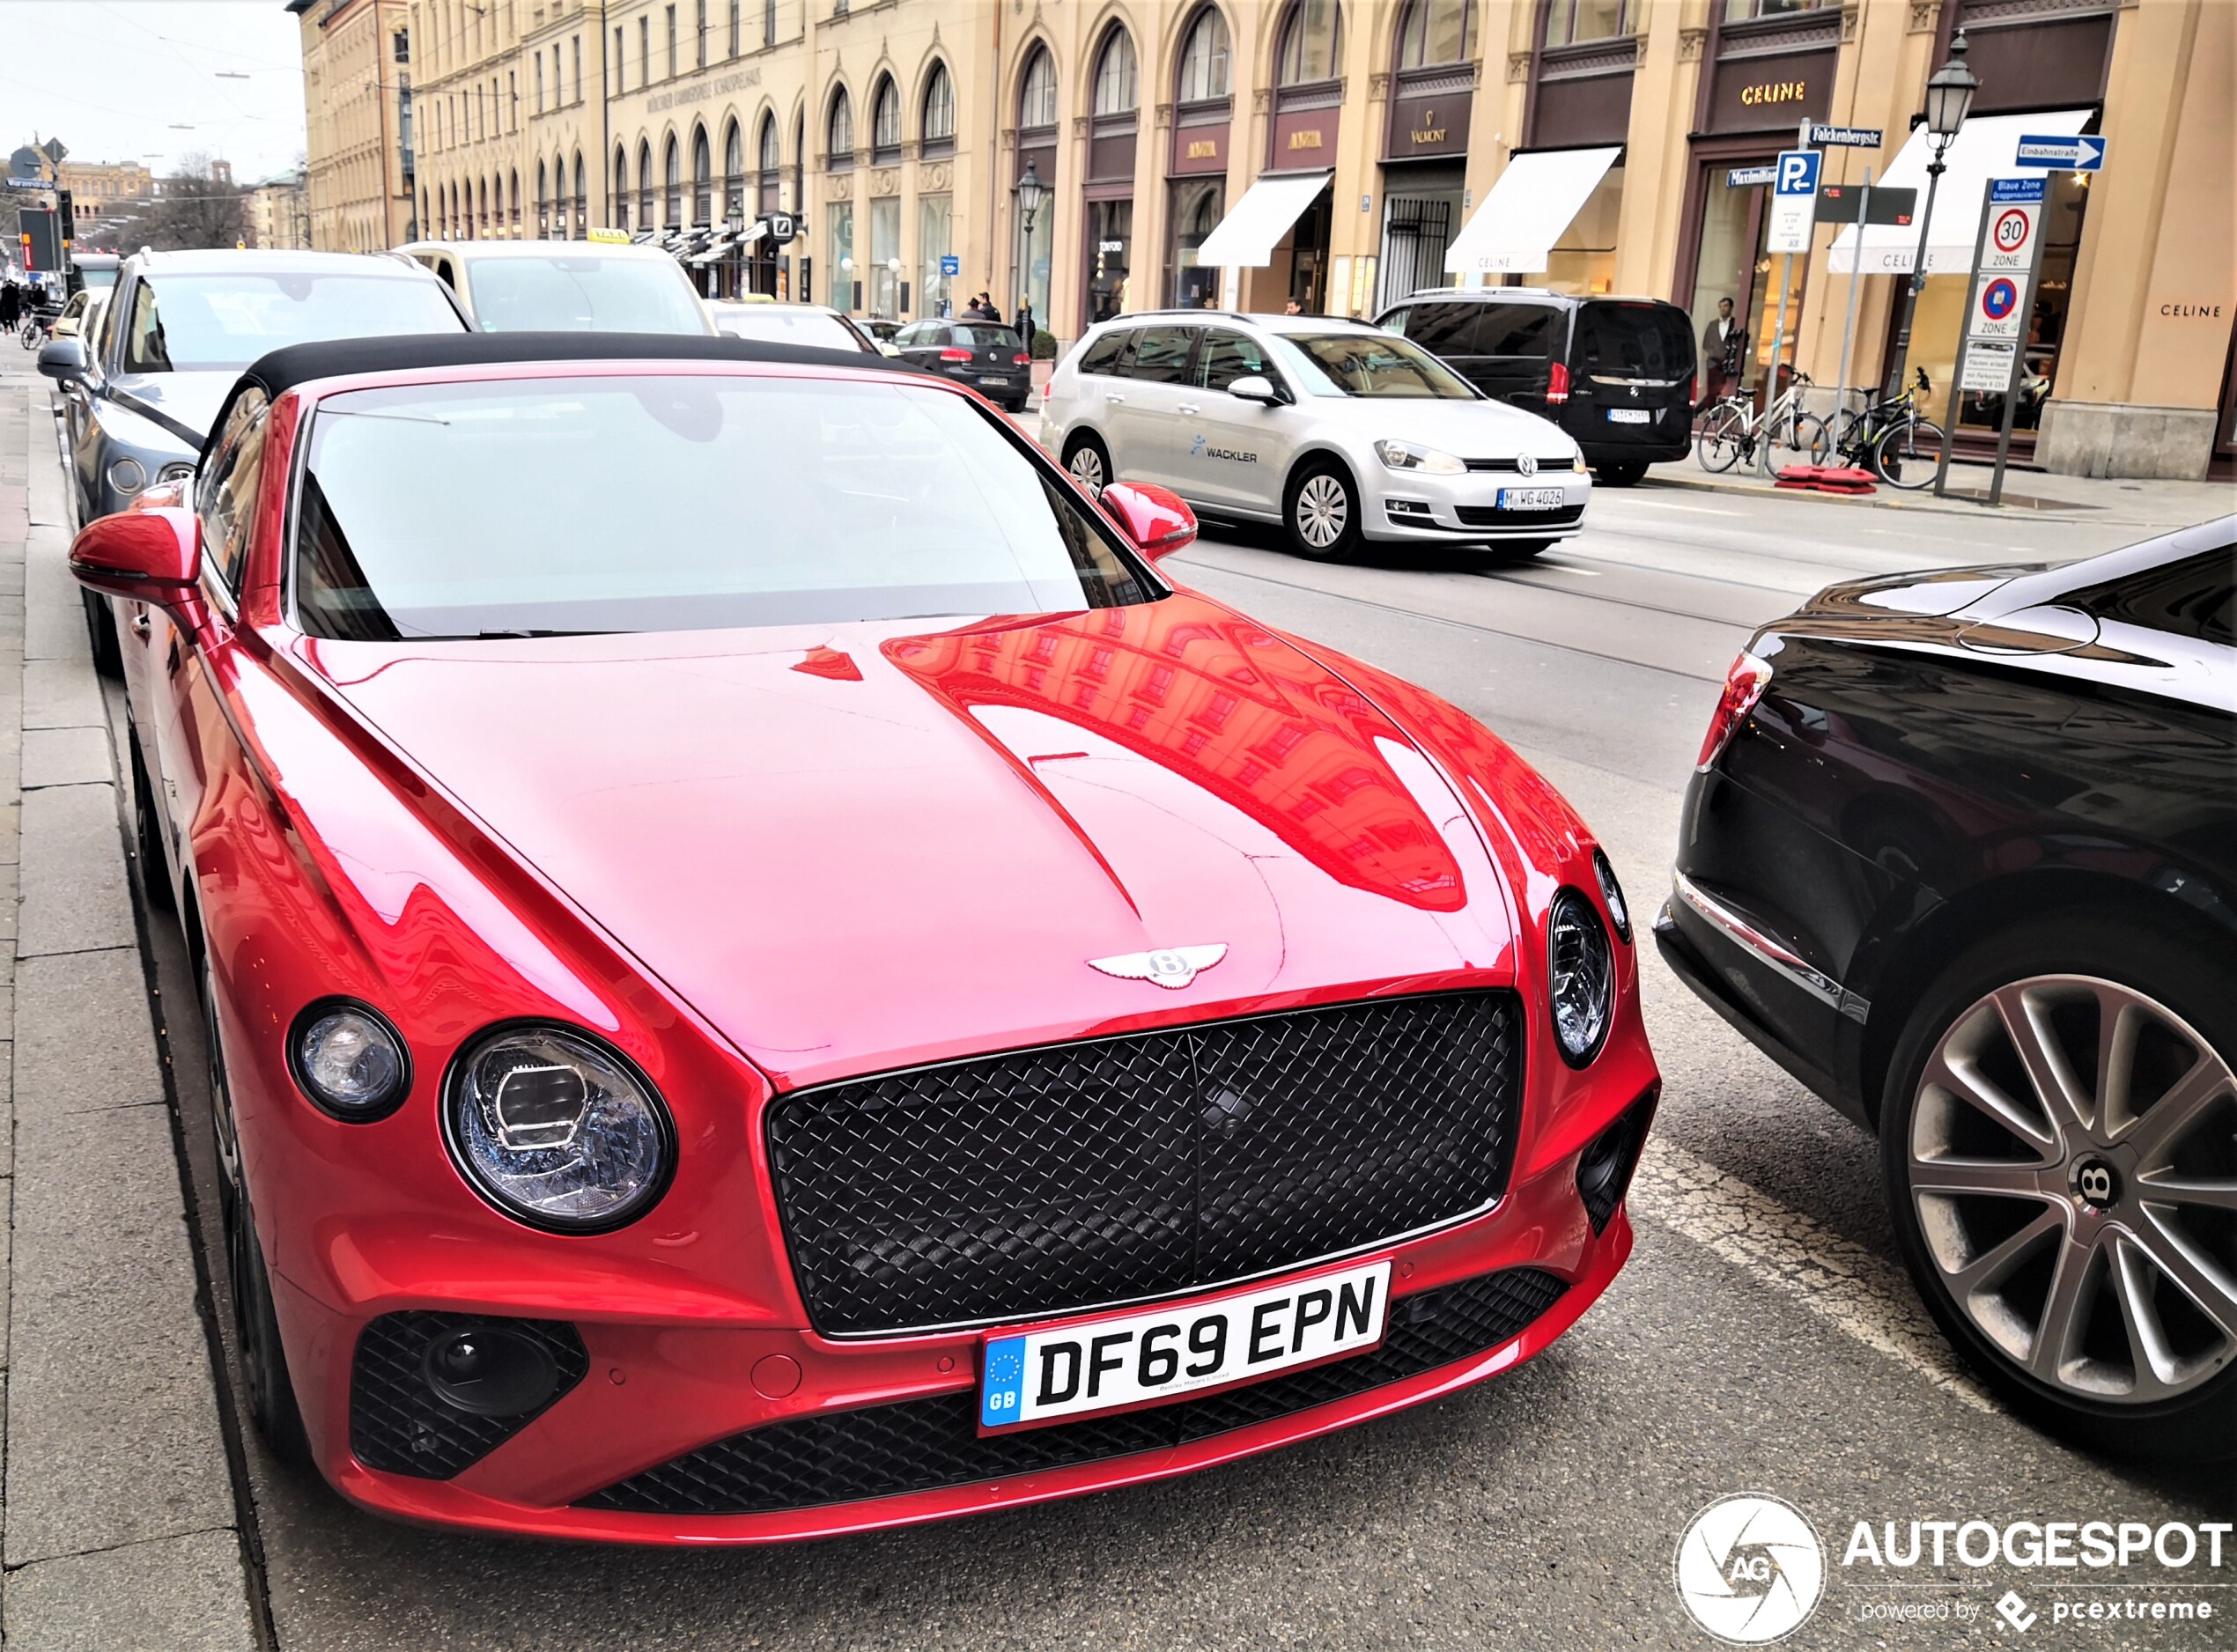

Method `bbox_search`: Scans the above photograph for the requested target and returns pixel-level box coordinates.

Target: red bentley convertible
[72,333,1659,1543]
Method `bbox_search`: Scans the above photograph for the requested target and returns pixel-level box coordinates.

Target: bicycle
[1826,367,1947,491]
[1694,370,1828,474]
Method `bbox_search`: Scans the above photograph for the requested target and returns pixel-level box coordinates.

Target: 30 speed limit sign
[1982,188,2041,272]
[1993,208,2031,254]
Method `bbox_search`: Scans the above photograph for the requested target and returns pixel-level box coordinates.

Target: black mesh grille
[579,1265,1567,1516]
[1452,505,1586,529]
[350,1312,587,1479]
[767,992,1523,1337]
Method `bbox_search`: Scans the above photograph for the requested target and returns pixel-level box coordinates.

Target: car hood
[300,594,1517,1088]
[1301,393,1578,458]
[109,370,234,449]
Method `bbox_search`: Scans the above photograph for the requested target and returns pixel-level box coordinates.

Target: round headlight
[107,456,146,496]
[444,1024,673,1232]
[1547,889,1614,1067]
[1591,848,1631,944]
[289,1000,411,1119]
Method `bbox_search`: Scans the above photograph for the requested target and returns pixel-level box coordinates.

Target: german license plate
[980,375,1009,385]
[1498,487,1566,510]
[1606,408,1652,424]
[978,1259,1392,1430]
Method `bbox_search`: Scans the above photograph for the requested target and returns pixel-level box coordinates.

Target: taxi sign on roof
[587,226,631,244]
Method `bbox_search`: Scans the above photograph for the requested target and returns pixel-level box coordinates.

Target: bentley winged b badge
[1088,944,1229,990]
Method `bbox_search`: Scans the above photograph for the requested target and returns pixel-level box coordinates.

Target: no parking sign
[1970,275,2024,341]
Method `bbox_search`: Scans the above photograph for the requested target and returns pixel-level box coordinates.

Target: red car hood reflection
[301,594,1517,1088]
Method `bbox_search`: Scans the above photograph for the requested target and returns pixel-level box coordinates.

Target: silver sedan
[1039,312,1590,562]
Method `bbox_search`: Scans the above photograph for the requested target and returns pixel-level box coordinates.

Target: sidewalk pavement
[0,356,259,1649]
[1641,453,2231,534]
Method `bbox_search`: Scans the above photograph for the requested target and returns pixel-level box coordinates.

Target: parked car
[860,316,902,346]
[1656,516,2237,1459]
[37,247,469,672]
[1376,290,1694,487]
[706,299,882,353]
[397,239,714,334]
[890,318,1032,410]
[70,250,121,297]
[70,328,1657,1542]
[1040,311,1590,562]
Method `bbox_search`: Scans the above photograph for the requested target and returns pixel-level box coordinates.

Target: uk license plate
[1606,407,1652,424]
[1498,487,1566,510]
[978,1259,1392,1430]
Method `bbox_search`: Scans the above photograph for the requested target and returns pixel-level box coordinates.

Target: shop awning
[688,234,732,265]
[1193,169,1333,268]
[1828,109,2092,275]
[1443,146,1620,275]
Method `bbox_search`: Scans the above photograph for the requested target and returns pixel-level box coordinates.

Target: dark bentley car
[1656,516,2236,1460]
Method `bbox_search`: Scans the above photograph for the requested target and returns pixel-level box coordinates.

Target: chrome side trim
[1672,870,1870,1025]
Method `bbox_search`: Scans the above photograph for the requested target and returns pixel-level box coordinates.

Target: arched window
[757,111,780,210]
[614,144,631,228]
[573,151,588,237]
[1018,46,1057,129]
[508,167,520,231]
[477,176,489,236]
[870,75,900,161]
[723,120,746,224]
[827,85,853,166]
[691,125,712,223]
[1276,0,1342,85]
[663,134,683,226]
[1175,7,1231,103]
[1092,26,1138,116]
[1545,0,1634,47]
[1393,0,1472,67]
[921,61,956,153]
[637,139,654,230]
[536,159,549,237]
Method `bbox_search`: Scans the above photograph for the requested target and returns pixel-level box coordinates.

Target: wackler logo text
[1842,1521,2233,1570]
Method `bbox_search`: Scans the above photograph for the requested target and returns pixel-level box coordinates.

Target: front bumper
[1363,469,1591,543]
[278,1099,1648,1543]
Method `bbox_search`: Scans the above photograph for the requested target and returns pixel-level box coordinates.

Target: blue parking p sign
[940,254,961,277]
[1775,150,1822,196]
[1766,150,1821,253]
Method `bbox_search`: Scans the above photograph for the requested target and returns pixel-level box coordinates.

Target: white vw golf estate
[1039,311,1591,561]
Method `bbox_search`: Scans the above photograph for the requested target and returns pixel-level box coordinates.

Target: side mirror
[69,507,201,606]
[36,336,87,383]
[1227,373,1282,405]
[1098,481,1198,561]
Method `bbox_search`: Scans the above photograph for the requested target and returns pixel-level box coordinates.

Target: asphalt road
[123,481,2233,1650]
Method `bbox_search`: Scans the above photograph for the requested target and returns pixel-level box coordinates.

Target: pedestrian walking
[0,281,20,332]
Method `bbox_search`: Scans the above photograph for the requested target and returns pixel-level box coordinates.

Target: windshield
[948,325,1020,349]
[78,266,119,292]
[1273,332,1478,399]
[293,374,1156,639]
[467,254,709,334]
[711,307,869,350]
[121,272,461,372]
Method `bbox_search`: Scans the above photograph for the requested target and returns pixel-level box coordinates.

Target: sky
[0,0,308,184]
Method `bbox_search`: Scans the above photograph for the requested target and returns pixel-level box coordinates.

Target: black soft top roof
[237,329,908,399]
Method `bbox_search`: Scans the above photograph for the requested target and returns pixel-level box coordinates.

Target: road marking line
[1628,1137,1996,1412]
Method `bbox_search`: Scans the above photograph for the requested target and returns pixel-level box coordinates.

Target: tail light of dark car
[1546,361,1571,405]
[1013,352,1031,365]
[1696,650,1774,771]
[939,348,973,362]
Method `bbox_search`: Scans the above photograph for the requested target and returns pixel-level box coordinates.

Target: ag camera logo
[1675,1493,1826,1643]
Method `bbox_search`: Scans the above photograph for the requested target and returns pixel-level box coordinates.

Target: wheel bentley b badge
[1088,944,1228,989]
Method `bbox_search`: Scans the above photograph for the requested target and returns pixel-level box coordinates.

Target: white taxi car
[1039,311,1590,561]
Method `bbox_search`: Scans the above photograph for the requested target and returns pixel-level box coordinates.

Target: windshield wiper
[472,628,615,638]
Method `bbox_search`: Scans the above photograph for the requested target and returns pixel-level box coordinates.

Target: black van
[1374,290,1695,485]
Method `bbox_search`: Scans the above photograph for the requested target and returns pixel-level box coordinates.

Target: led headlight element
[289,1000,410,1119]
[1592,848,1631,943]
[1373,439,1465,475]
[445,1024,673,1231]
[1547,888,1614,1067]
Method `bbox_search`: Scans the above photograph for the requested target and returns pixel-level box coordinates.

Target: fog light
[1576,1089,1657,1234]
[289,1000,411,1120]
[107,456,146,495]
[422,1324,561,1416]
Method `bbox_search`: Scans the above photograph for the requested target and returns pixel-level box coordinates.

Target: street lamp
[1011,158,1045,335]
[1886,32,1979,395]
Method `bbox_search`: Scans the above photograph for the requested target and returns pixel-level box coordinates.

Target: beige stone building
[55,160,152,210]
[291,0,417,250]
[247,172,313,247]
[294,0,2234,477]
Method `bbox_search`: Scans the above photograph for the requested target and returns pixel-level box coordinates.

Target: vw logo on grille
[1517,454,1538,477]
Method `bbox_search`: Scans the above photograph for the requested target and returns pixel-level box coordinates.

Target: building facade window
[510,167,520,232]
[666,5,679,78]
[1721,0,1827,17]
[828,200,855,309]
[919,191,953,315]
[614,144,631,226]
[639,17,651,87]
[536,159,549,235]
[765,0,778,48]
[728,0,741,57]
[1546,0,1635,46]
[827,85,854,167]
[696,0,707,69]
[871,76,900,162]
[1176,6,1232,103]
[535,54,545,112]
[1018,46,1058,129]
[723,120,746,221]
[1093,26,1137,115]
[921,62,956,156]
[758,114,780,210]
[638,139,654,228]
[573,151,587,235]
[1275,0,1343,85]
[664,135,683,226]
[868,195,900,316]
[691,126,712,223]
